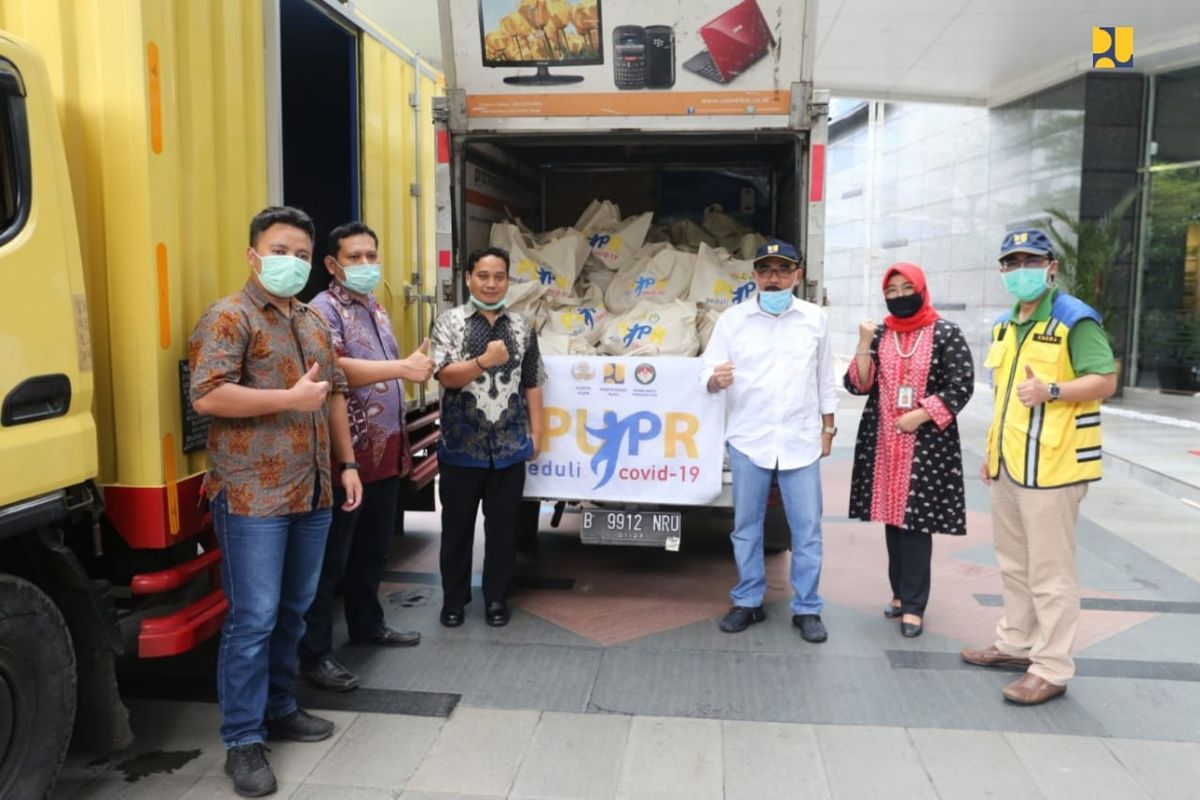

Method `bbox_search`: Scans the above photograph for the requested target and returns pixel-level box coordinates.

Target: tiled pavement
[54,385,1200,799]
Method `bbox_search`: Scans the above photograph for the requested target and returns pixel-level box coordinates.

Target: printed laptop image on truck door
[682,0,775,84]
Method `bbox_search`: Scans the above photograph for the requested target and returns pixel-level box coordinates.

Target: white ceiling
[351,0,1200,106]
[815,0,1200,105]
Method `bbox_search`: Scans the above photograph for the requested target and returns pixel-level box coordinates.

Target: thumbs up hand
[1017,364,1048,408]
[400,338,435,382]
[290,362,330,412]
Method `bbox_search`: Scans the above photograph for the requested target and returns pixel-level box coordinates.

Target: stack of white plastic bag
[487,197,770,358]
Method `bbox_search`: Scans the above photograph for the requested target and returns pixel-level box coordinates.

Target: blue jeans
[212,490,331,749]
[727,445,824,615]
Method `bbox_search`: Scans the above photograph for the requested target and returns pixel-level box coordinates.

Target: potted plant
[1145,309,1200,393]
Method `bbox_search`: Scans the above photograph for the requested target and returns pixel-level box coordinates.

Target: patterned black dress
[845,318,975,535]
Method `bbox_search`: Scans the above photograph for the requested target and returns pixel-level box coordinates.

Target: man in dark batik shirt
[430,246,546,629]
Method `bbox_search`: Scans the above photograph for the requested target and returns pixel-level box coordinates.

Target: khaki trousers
[990,470,1088,685]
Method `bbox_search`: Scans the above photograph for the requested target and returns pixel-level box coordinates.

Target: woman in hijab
[845,263,975,637]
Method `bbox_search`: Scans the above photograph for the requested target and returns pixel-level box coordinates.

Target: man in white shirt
[701,239,839,642]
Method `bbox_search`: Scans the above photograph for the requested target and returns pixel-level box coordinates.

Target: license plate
[580,508,681,548]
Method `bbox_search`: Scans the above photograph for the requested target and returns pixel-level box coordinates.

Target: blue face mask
[758,289,793,315]
[255,252,311,298]
[1003,267,1050,303]
[470,294,507,312]
[340,263,381,294]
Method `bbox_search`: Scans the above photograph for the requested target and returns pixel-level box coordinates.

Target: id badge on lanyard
[893,328,923,411]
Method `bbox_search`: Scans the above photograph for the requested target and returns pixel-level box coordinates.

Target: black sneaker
[719,605,765,633]
[265,709,334,742]
[792,613,828,643]
[224,743,276,797]
[303,656,360,692]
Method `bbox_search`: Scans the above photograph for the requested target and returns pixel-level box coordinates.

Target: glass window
[0,58,30,246]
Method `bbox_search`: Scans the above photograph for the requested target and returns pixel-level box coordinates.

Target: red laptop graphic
[683,0,775,84]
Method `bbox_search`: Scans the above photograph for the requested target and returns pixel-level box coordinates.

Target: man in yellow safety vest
[961,227,1117,706]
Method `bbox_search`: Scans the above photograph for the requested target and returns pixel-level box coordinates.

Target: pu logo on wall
[1092,27,1133,69]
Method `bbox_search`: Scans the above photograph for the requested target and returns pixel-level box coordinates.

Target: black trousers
[885,524,932,616]
[438,461,526,609]
[300,475,400,664]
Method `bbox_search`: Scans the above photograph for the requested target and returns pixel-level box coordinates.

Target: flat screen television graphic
[682,0,774,84]
[479,0,603,85]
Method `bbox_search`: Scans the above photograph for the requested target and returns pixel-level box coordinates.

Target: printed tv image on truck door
[480,0,603,84]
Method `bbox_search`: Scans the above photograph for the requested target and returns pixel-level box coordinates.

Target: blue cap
[999,228,1054,259]
[754,238,801,265]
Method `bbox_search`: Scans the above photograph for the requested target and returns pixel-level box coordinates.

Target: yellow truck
[0,2,441,796]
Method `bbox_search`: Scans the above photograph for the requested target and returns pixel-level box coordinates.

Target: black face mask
[886,293,923,318]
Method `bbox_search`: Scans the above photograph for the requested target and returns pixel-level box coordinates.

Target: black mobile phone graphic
[613,25,646,90]
[645,25,675,88]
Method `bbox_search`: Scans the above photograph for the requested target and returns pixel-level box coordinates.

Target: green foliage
[1142,309,1200,365]
[1044,187,1139,340]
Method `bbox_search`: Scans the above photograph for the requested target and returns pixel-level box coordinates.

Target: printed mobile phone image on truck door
[645,25,676,88]
[612,25,646,89]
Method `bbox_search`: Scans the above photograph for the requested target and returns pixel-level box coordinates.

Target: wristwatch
[1047,383,1061,402]
[339,461,361,471]
[822,426,838,436]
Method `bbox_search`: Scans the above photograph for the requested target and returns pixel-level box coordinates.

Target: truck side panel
[0,0,269,546]
[358,29,442,384]
[0,31,96,509]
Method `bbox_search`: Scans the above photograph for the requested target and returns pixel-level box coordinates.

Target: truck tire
[0,575,76,800]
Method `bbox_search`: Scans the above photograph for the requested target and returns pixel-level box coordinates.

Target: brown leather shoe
[1002,672,1067,705]
[960,644,1032,668]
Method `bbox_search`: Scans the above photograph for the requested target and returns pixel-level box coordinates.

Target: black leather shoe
[485,601,510,627]
[265,709,334,742]
[792,614,828,643]
[224,743,276,797]
[351,626,421,647]
[303,656,359,692]
[901,621,923,638]
[440,606,464,627]
[883,603,903,619]
[719,605,765,633]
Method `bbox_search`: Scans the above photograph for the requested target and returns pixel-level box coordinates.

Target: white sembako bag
[574,198,622,235]
[538,331,596,356]
[696,304,723,350]
[701,204,755,252]
[739,232,768,260]
[584,210,654,273]
[532,228,590,301]
[604,245,694,313]
[598,300,699,356]
[668,217,717,250]
[504,280,548,328]
[688,243,757,309]
[491,222,586,302]
[544,284,609,344]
